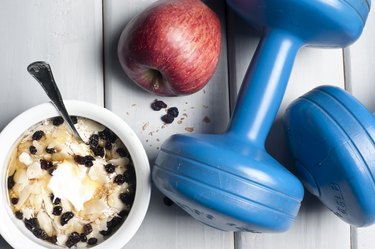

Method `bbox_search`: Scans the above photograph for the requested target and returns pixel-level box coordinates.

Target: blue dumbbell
[152,0,370,232]
[285,85,375,227]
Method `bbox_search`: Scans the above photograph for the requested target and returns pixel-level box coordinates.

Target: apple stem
[227,28,302,146]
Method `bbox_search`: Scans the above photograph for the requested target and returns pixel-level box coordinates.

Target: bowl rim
[0,100,151,249]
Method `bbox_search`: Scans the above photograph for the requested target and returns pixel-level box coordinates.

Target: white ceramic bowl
[0,101,151,249]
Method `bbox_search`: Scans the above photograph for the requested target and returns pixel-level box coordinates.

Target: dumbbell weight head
[284,85,375,226]
[226,0,370,47]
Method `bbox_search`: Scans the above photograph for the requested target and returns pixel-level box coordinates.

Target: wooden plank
[103,0,234,249]
[227,8,351,249]
[343,5,375,249]
[0,0,103,247]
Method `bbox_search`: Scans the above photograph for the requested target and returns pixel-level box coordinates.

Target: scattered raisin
[99,128,117,143]
[66,232,80,248]
[118,210,129,218]
[24,218,39,231]
[161,114,174,124]
[87,237,98,245]
[83,224,93,235]
[60,212,74,226]
[163,196,174,206]
[151,100,167,111]
[104,163,115,173]
[114,174,126,185]
[52,117,64,126]
[84,155,95,167]
[107,216,123,229]
[53,197,61,205]
[7,175,15,189]
[79,233,87,242]
[32,130,45,141]
[74,155,85,165]
[89,134,100,148]
[52,206,63,216]
[116,148,129,158]
[91,146,104,157]
[40,159,53,170]
[71,116,78,124]
[99,228,113,236]
[105,141,112,150]
[15,211,23,220]
[119,193,134,205]
[167,107,179,117]
[45,147,56,154]
[123,167,135,182]
[33,228,49,240]
[47,235,57,244]
[29,145,37,155]
[48,168,56,176]
[11,197,19,205]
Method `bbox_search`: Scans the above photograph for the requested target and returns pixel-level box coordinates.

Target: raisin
[47,235,57,244]
[104,163,115,173]
[71,116,78,124]
[24,218,39,231]
[114,174,126,185]
[123,167,135,182]
[107,216,123,229]
[83,224,93,235]
[74,155,85,165]
[53,197,61,205]
[163,196,174,206]
[84,155,95,167]
[11,197,19,205]
[7,175,15,189]
[45,147,56,154]
[29,145,37,155]
[161,114,174,124]
[89,134,100,148]
[151,100,167,111]
[52,206,63,216]
[87,237,98,245]
[167,107,179,117]
[99,128,117,143]
[91,146,104,157]
[52,117,64,126]
[48,168,56,176]
[32,130,45,141]
[116,148,129,158]
[33,228,49,240]
[40,159,53,170]
[99,228,113,236]
[119,193,134,205]
[66,232,80,248]
[15,211,23,220]
[60,211,74,226]
[105,141,112,150]
[118,210,129,218]
[79,233,87,242]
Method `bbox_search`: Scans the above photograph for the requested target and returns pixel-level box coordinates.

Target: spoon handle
[27,61,84,143]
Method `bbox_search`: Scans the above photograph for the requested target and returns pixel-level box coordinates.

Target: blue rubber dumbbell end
[284,85,375,226]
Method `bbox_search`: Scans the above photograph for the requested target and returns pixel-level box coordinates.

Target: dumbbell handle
[228,29,302,145]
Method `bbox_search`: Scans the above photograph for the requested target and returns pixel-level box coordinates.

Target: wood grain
[103,0,234,248]
[0,0,103,247]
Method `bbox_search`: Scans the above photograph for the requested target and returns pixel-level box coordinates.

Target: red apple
[117,0,221,96]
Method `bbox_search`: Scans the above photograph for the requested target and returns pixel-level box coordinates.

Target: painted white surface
[344,5,375,249]
[0,0,374,248]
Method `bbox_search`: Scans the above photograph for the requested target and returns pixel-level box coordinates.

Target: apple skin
[117,0,221,96]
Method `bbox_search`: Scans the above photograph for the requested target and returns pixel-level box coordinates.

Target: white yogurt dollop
[48,161,98,211]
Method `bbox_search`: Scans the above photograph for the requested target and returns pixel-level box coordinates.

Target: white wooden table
[1,1,375,248]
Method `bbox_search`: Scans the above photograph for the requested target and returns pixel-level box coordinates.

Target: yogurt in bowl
[0,101,151,249]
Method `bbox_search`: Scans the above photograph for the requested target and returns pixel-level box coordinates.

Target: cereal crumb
[131,104,136,107]
[142,122,150,131]
[203,105,209,109]
[177,120,182,124]
[185,127,194,132]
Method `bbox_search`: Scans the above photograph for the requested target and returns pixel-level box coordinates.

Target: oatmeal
[7,116,136,248]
